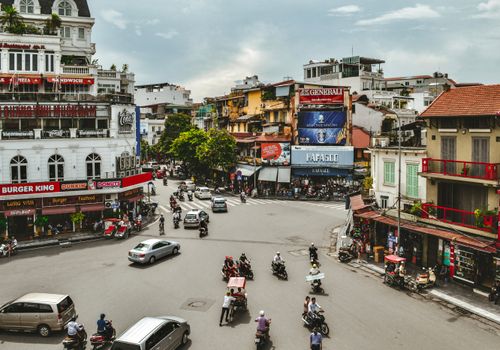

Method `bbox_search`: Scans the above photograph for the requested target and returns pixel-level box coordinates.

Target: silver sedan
[128,239,180,264]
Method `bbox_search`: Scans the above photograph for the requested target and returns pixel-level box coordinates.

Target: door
[471,137,489,178]
[0,303,22,329]
[152,242,164,258]
[156,322,176,350]
[441,136,456,174]
[18,302,41,330]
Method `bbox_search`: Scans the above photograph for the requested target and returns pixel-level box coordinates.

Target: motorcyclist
[239,253,250,272]
[67,317,83,341]
[272,251,284,272]
[309,264,322,287]
[240,191,246,202]
[187,190,193,200]
[199,217,208,234]
[97,313,112,340]
[255,310,271,336]
[309,243,318,261]
[223,256,236,277]
[159,215,165,234]
[307,297,322,321]
[173,211,181,223]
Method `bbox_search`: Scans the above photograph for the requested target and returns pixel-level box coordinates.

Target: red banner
[47,77,94,85]
[262,143,283,160]
[298,88,344,105]
[121,172,153,188]
[0,182,60,196]
[0,77,42,85]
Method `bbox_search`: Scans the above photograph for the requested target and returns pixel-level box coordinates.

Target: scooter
[90,321,116,349]
[488,283,499,305]
[173,217,180,229]
[199,226,208,238]
[301,311,329,336]
[338,245,356,263]
[179,193,185,201]
[0,243,17,257]
[240,194,246,203]
[133,219,142,232]
[62,326,87,349]
[271,261,288,280]
[254,320,271,349]
[187,192,193,201]
[409,267,437,292]
[310,279,324,294]
[239,261,255,280]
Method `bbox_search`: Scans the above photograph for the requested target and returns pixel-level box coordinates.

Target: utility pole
[397,116,402,243]
[253,140,257,191]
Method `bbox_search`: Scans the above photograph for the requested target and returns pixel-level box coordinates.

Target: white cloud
[135,25,142,36]
[383,50,450,76]
[101,9,127,30]
[155,30,179,40]
[145,19,160,25]
[356,4,440,26]
[328,5,361,16]
[475,0,500,18]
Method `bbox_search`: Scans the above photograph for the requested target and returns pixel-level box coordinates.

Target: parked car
[211,197,228,213]
[111,316,190,350]
[183,209,209,228]
[128,239,180,265]
[194,187,212,200]
[0,293,76,337]
[142,161,159,172]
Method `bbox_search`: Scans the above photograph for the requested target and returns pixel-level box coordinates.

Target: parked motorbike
[408,267,437,292]
[90,321,116,350]
[0,243,17,257]
[62,326,87,349]
[239,261,254,280]
[133,220,142,232]
[271,261,288,280]
[488,282,499,305]
[254,319,271,349]
[302,311,329,336]
[338,244,356,263]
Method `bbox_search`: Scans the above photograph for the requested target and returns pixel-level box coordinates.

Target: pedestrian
[310,328,322,350]
[303,296,310,317]
[219,291,235,326]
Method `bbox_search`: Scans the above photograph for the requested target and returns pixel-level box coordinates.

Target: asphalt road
[1,179,499,350]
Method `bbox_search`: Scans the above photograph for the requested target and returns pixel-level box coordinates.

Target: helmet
[71,316,77,322]
[313,264,317,268]
[229,256,233,260]
[225,256,229,259]
[241,253,246,256]
[276,251,280,255]
[259,310,265,316]
[311,243,314,246]
[100,313,105,319]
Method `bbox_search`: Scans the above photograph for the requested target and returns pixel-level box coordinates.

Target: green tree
[122,63,129,72]
[170,129,209,175]
[44,13,62,35]
[110,64,117,71]
[0,5,24,33]
[196,129,236,173]
[157,113,194,156]
[140,139,150,161]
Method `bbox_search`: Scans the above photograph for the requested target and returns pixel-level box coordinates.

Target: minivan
[0,293,76,337]
[111,316,190,350]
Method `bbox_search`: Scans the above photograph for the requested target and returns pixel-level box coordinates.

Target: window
[60,26,71,38]
[383,161,395,185]
[416,80,423,84]
[8,50,38,72]
[58,0,72,16]
[439,119,457,129]
[78,28,85,39]
[86,153,101,179]
[380,196,389,209]
[45,52,55,72]
[404,81,410,86]
[406,164,419,198]
[3,303,23,313]
[48,155,64,181]
[20,0,34,13]
[11,156,28,183]
[464,117,491,129]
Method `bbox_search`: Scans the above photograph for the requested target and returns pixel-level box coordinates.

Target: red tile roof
[352,126,370,148]
[420,85,500,118]
[385,75,433,82]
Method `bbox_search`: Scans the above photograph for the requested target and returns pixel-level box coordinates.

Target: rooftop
[2,0,91,17]
[385,75,433,82]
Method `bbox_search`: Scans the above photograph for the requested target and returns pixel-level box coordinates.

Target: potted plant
[34,215,49,237]
[70,212,85,232]
[483,209,497,227]
[474,209,483,228]
[409,201,422,217]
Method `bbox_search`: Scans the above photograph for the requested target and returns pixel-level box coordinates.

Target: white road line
[225,199,241,205]
[251,199,267,204]
[189,202,205,210]
[226,202,236,207]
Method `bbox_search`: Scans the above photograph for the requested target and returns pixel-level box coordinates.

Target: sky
[89,0,500,101]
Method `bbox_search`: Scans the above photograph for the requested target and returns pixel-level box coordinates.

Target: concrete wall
[352,103,384,135]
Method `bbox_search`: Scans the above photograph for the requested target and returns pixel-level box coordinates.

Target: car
[128,239,180,264]
[0,293,76,337]
[194,187,212,199]
[183,209,209,228]
[185,181,196,191]
[111,316,190,350]
[142,161,159,172]
[211,197,228,213]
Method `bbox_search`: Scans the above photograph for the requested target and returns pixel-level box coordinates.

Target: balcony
[421,158,500,185]
[0,129,111,140]
[0,92,133,104]
[42,129,70,139]
[61,65,98,75]
[421,203,498,234]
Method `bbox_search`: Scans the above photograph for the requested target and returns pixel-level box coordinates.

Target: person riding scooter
[97,313,113,340]
[67,317,84,342]
[309,264,322,287]
[255,310,271,337]
[187,190,193,201]
[199,217,208,236]
[309,243,318,262]
[240,191,246,203]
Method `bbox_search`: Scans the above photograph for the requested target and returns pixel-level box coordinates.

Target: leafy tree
[140,139,150,161]
[44,13,62,35]
[170,129,209,175]
[110,64,117,71]
[157,113,194,156]
[0,5,23,33]
[122,63,129,72]
[196,129,236,173]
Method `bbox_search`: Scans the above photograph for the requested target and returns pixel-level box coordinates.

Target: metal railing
[422,158,500,181]
[0,92,133,103]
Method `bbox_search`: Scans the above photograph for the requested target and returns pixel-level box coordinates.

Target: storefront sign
[0,182,60,196]
[1,105,97,119]
[298,111,346,128]
[0,43,45,49]
[47,77,94,85]
[43,194,103,206]
[0,199,39,211]
[96,180,121,189]
[113,105,136,134]
[1,130,34,138]
[61,181,88,191]
[261,143,290,166]
[291,167,352,177]
[298,88,344,105]
[298,128,347,145]
[42,129,69,138]
[77,129,108,137]
[119,188,143,200]
[0,77,42,85]
[121,172,152,188]
[291,146,354,167]
[4,208,36,216]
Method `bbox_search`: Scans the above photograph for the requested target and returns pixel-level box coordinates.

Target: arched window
[86,153,101,179]
[58,0,72,16]
[20,0,35,14]
[48,155,64,181]
[10,156,28,183]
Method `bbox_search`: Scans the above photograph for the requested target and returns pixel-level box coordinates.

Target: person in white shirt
[219,291,235,326]
[308,297,322,315]
[67,317,83,339]
[273,252,284,264]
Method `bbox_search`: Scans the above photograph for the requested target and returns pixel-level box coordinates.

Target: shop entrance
[8,215,32,240]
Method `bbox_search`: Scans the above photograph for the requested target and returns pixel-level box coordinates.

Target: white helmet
[311,243,314,246]
[259,310,265,316]
[276,251,280,255]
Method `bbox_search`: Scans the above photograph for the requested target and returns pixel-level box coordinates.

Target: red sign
[96,180,121,189]
[262,143,283,160]
[298,88,344,105]
[47,77,94,85]
[0,77,42,85]
[61,182,88,191]
[0,43,45,49]
[1,105,97,118]
[0,182,60,196]
[4,208,36,217]
[121,172,152,188]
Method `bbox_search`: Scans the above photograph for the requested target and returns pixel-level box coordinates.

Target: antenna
[351,45,354,57]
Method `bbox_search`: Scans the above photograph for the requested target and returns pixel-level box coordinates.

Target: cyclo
[227,277,248,321]
[383,255,408,288]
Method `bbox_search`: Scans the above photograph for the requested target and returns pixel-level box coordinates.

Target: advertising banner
[298,111,346,128]
[298,88,344,105]
[60,181,88,192]
[112,105,136,135]
[261,143,290,166]
[291,146,354,168]
[0,182,60,196]
[298,128,347,145]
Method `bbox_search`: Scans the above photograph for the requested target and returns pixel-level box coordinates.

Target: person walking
[310,328,322,350]
[303,296,310,317]
[219,291,235,326]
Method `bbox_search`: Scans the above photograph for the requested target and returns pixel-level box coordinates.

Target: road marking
[189,202,205,210]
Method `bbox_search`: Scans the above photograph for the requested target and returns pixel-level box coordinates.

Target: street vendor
[230,287,245,300]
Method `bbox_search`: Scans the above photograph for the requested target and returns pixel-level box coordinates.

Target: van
[0,293,76,337]
[111,316,190,350]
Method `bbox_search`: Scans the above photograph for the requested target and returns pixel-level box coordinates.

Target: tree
[170,129,209,175]
[44,13,62,35]
[110,64,117,71]
[157,113,194,156]
[122,63,129,72]
[196,129,236,173]
[0,5,23,33]
[140,139,150,161]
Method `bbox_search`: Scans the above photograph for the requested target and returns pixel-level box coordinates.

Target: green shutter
[406,164,419,198]
[384,162,395,185]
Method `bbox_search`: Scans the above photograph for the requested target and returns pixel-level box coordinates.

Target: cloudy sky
[89,0,500,101]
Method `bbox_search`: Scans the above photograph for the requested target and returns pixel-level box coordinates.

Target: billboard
[298,88,344,105]
[261,143,290,166]
[298,111,346,128]
[291,146,354,168]
[298,128,347,145]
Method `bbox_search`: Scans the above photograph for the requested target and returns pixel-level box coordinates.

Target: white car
[194,187,212,199]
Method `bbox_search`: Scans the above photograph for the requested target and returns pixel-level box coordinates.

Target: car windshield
[133,243,150,251]
[185,214,197,220]
[57,296,74,313]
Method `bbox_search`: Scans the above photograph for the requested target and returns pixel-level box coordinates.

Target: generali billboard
[298,88,344,105]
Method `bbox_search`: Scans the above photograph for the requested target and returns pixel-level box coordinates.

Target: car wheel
[149,256,156,264]
[37,324,51,337]
[173,247,179,255]
[181,331,189,345]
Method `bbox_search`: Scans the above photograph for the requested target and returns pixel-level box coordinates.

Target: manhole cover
[181,298,215,312]
[188,301,206,308]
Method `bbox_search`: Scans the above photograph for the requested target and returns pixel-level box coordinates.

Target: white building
[0,0,149,241]
[134,82,192,107]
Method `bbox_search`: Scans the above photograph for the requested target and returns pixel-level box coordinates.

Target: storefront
[118,187,144,219]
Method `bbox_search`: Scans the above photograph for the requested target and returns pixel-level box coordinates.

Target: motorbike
[338,244,356,263]
[488,283,499,304]
[163,177,168,186]
[302,311,329,336]
[179,193,185,202]
[310,279,324,294]
[239,261,254,280]
[0,243,17,257]
[90,321,116,350]
[221,265,239,281]
[240,194,246,203]
[173,217,180,229]
[62,326,88,349]
[408,267,437,292]
[199,226,208,238]
[254,319,271,349]
[271,261,288,280]
[133,220,142,232]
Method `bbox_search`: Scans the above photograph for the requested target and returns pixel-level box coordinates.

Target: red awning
[0,76,42,85]
[80,204,105,212]
[127,195,144,203]
[355,210,380,219]
[350,194,370,211]
[46,77,94,85]
[42,206,77,215]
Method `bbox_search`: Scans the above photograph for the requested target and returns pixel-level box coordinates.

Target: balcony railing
[422,158,500,181]
[0,92,133,104]
[421,203,498,233]
[77,129,109,138]
[42,129,70,139]
[61,65,96,75]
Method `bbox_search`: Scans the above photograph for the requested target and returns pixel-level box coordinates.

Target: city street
[1,180,499,350]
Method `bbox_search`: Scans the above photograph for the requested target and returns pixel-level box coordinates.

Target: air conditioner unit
[380,140,387,147]
[104,201,113,209]
[368,189,375,197]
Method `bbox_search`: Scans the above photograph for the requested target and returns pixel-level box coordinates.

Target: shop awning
[42,206,77,215]
[126,195,144,203]
[349,194,370,211]
[355,210,380,219]
[277,167,291,183]
[80,204,105,212]
[236,164,261,177]
[258,167,278,182]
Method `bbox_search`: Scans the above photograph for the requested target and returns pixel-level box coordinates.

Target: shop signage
[1,105,97,119]
[0,182,60,196]
[0,77,42,85]
[61,181,88,191]
[42,129,69,138]
[113,106,135,134]
[261,143,290,166]
[47,77,94,85]
[298,88,344,105]
[4,208,36,216]
[119,188,143,200]
[96,180,121,189]
[0,43,45,49]
[298,111,346,128]
[43,194,103,206]
[0,199,39,211]
[121,172,152,188]
[291,146,354,167]
[298,128,347,145]
[78,129,107,137]
[1,130,34,138]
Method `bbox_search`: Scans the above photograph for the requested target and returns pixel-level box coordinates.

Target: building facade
[134,82,192,107]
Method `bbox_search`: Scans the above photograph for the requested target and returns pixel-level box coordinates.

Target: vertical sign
[135,106,141,157]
